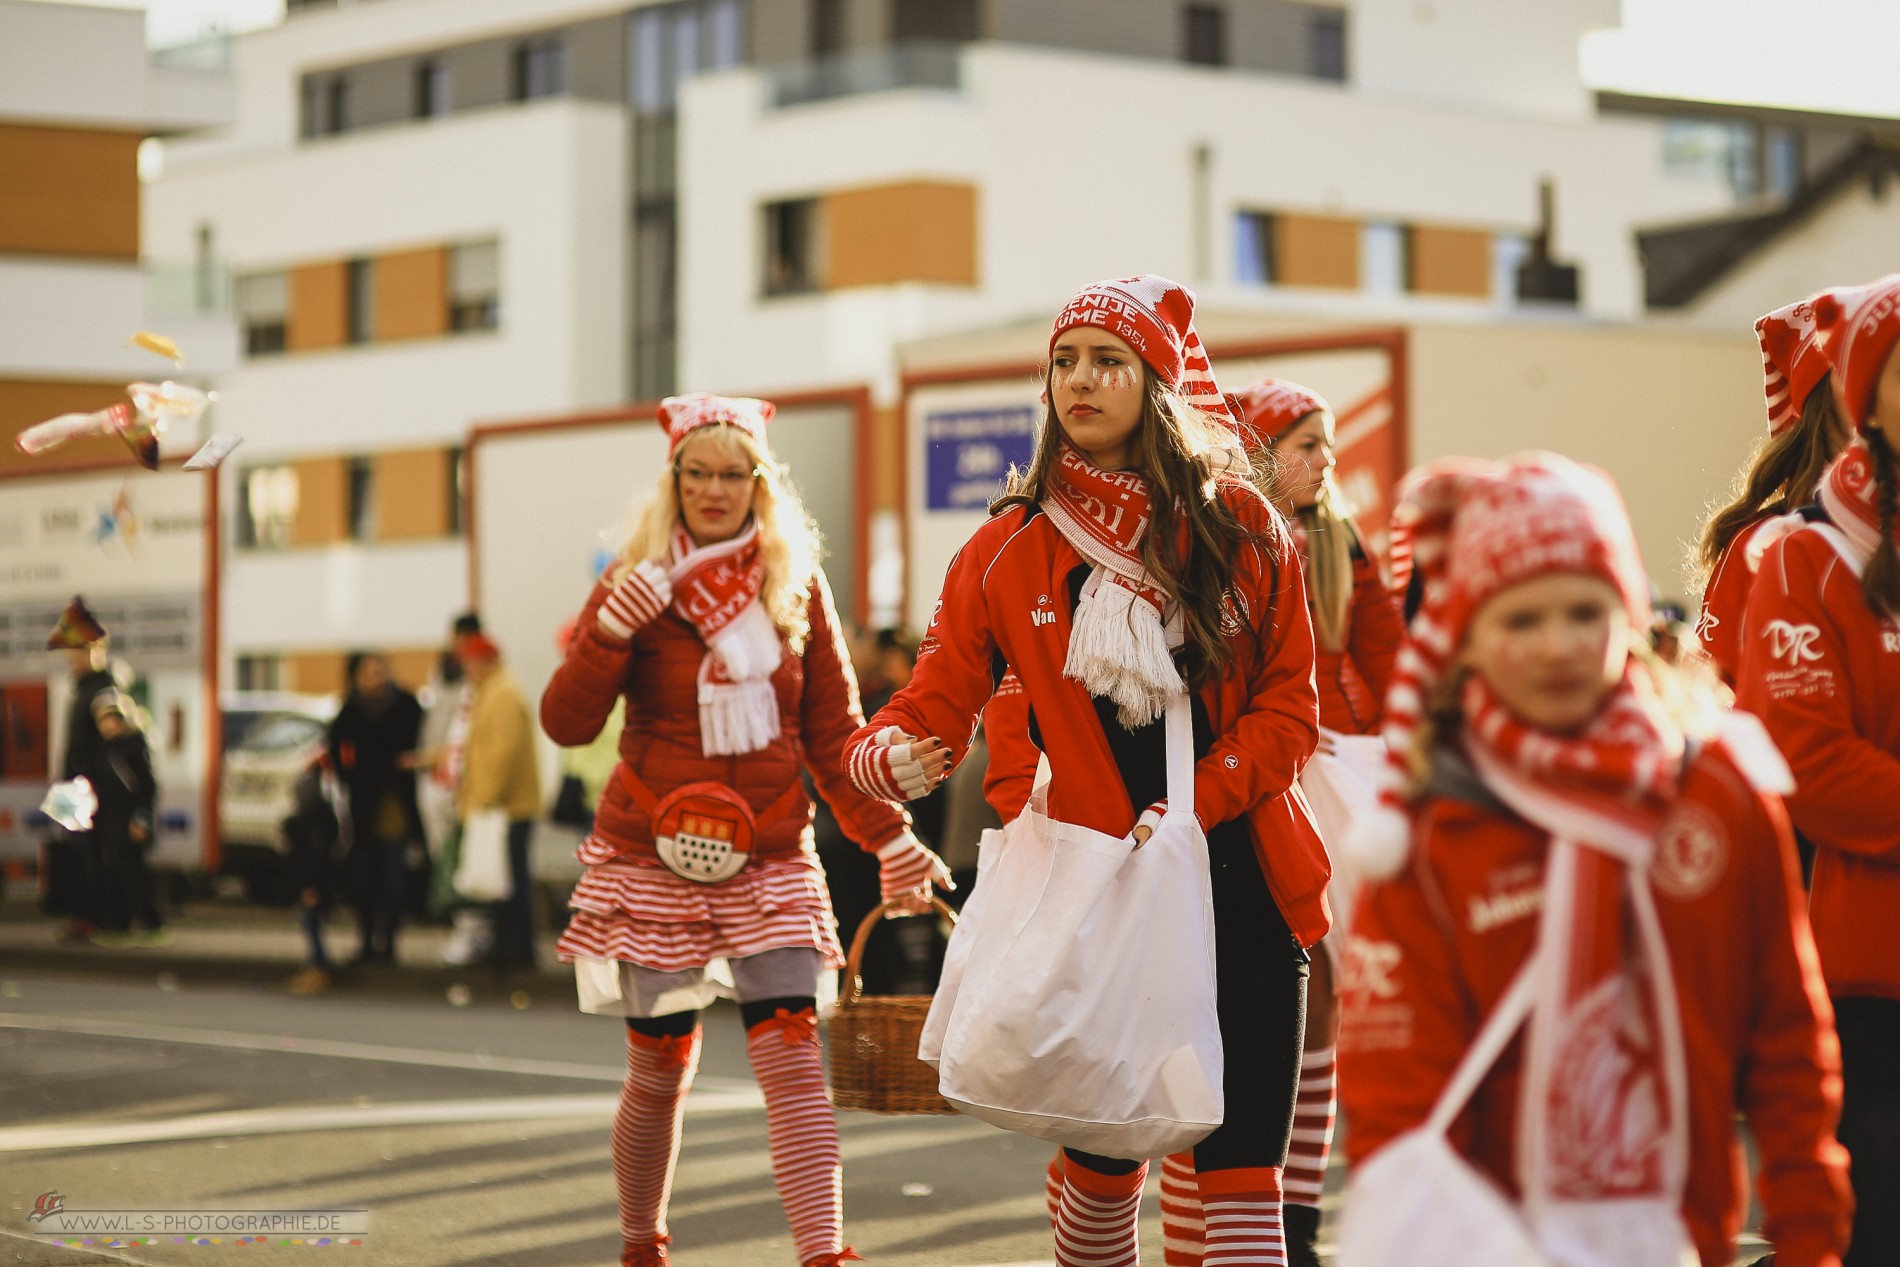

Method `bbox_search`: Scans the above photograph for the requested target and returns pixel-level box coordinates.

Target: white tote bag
[923,694,1222,1160]
[1297,730,1384,940]
[454,808,511,901]
[1336,959,1554,1267]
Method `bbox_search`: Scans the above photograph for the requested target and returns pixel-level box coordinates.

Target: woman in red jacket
[541,392,946,1267]
[1338,452,1850,1267]
[1696,295,1848,686]
[845,275,1326,1267]
[1740,272,1900,1267]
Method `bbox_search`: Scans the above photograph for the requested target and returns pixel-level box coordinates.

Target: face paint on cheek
[1102,367,1139,393]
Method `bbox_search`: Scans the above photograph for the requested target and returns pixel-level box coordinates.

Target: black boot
[1283,1201,1322,1267]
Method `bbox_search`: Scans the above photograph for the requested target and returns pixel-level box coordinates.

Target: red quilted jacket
[541,570,907,861]
[1313,544,1404,735]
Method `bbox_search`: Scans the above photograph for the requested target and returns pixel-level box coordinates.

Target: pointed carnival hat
[46,597,107,649]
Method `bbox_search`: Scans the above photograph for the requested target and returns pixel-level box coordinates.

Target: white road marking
[0,1225,164,1264]
[0,1088,767,1153]
[0,1010,746,1093]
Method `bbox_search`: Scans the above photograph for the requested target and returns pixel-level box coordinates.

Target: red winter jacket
[980,671,1037,824]
[541,571,906,862]
[1312,542,1404,735]
[1698,515,1773,687]
[1338,743,1851,1267]
[854,486,1331,948]
[1738,525,1900,1001]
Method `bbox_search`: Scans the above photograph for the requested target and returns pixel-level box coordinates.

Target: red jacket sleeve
[1739,534,1900,859]
[1194,507,1321,827]
[1338,818,1482,1165]
[1346,545,1404,721]
[981,672,1037,824]
[1697,526,1759,687]
[1726,757,1854,1266]
[540,579,635,747]
[798,571,910,851]
[849,518,1008,776]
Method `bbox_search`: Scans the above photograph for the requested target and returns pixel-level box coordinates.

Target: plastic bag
[453,809,510,901]
[924,694,1221,1159]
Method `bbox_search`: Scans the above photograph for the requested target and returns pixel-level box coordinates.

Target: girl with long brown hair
[845,276,1327,1267]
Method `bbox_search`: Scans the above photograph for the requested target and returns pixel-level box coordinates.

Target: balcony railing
[766,41,962,109]
[151,32,231,73]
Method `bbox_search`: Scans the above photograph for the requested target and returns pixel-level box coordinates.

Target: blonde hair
[1266,410,1358,655]
[621,424,822,654]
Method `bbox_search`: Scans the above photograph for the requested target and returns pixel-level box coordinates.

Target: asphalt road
[0,971,1253,1267]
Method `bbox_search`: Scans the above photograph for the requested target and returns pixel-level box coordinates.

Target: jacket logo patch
[1467,883,1541,933]
[1651,801,1727,900]
[1762,620,1823,667]
[1031,609,1056,628]
[1884,631,1900,653]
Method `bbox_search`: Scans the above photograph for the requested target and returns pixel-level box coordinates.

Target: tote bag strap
[1423,952,1537,1137]
[1164,691,1195,813]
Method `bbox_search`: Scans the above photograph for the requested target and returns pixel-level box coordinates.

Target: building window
[892,0,980,42]
[1182,5,1228,67]
[514,37,568,101]
[235,654,284,692]
[449,241,501,331]
[347,456,375,541]
[1234,211,1276,284]
[1307,9,1347,81]
[237,465,298,550]
[415,58,451,118]
[811,0,846,57]
[299,78,320,138]
[346,258,374,344]
[324,75,350,134]
[236,271,288,357]
[762,198,822,296]
[447,447,466,536]
[631,1,746,114]
[1361,221,1411,295]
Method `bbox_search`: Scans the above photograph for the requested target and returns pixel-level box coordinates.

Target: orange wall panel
[1409,225,1492,298]
[824,181,979,290]
[288,262,349,351]
[0,124,140,259]
[290,456,349,547]
[1274,214,1360,289]
[286,647,434,696]
[0,379,134,473]
[373,448,452,541]
[373,247,449,341]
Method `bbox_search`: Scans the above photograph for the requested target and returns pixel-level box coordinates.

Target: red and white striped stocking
[1282,1044,1336,1210]
[612,1026,701,1248]
[1053,1152,1148,1267]
[1045,1150,1065,1228]
[746,1008,846,1266]
[1160,1151,1204,1266]
[1198,1167,1286,1267]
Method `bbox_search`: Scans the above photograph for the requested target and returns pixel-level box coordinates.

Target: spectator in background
[87,690,164,946]
[456,633,543,975]
[419,612,489,967]
[43,597,120,944]
[282,755,344,995]
[328,651,423,968]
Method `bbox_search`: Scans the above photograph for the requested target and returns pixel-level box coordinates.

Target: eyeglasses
[675,464,761,491]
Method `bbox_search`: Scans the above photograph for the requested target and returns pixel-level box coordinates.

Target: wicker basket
[826,897,959,1116]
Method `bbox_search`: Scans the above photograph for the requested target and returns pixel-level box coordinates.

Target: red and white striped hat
[1229,378,1330,453]
[1815,273,1900,432]
[1754,296,1831,437]
[1050,275,1241,432]
[1349,451,1650,879]
[660,392,775,458]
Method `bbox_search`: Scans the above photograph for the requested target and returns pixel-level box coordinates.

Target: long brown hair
[1265,410,1357,654]
[993,374,1269,687]
[1695,384,1844,578]
[1864,428,1900,619]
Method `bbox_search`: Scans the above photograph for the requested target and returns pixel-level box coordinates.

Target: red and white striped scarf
[1461,669,1691,1263]
[667,520,783,756]
[1040,445,1184,728]
[1818,440,1894,569]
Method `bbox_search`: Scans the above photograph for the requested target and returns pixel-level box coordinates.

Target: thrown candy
[126,331,184,365]
[183,434,242,471]
[16,405,132,456]
[127,381,214,427]
[42,778,98,833]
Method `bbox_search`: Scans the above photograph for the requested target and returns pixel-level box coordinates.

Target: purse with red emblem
[618,768,804,883]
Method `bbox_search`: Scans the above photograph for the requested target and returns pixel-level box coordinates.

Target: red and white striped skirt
[556,835,845,973]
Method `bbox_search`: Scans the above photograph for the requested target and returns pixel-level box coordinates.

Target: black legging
[1067,821,1309,1175]
[627,995,817,1039]
[1836,995,1900,1267]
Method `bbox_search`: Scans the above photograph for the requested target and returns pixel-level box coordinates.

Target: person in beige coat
[457,633,544,973]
